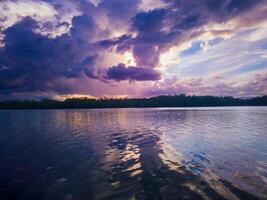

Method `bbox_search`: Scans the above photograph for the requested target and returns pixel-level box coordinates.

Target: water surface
[0,107,266,200]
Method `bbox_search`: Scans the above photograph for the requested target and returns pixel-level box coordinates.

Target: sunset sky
[0,0,267,100]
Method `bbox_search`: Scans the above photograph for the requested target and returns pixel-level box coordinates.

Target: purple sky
[0,0,267,100]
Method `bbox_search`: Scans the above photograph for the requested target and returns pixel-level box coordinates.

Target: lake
[0,107,266,200]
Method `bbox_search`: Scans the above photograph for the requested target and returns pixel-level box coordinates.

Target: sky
[0,0,267,100]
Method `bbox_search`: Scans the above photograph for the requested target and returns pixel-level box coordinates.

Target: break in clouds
[0,0,267,99]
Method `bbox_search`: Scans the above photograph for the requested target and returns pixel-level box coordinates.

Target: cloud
[75,0,142,34]
[111,0,266,69]
[163,26,267,84]
[0,0,267,99]
[0,15,99,94]
[0,0,57,28]
[139,0,166,11]
[0,0,82,37]
[142,73,267,97]
[105,63,161,81]
[98,0,141,27]
[98,34,132,49]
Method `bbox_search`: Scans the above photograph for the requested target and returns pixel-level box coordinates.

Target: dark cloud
[106,63,161,81]
[112,0,265,68]
[98,34,131,50]
[132,9,166,34]
[98,0,142,27]
[224,0,262,14]
[132,44,161,68]
[71,13,98,41]
[0,15,98,94]
[74,0,142,31]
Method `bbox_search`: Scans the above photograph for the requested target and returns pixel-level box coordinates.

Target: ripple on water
[0,107,266,200]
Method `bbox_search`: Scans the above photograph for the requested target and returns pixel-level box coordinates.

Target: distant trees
[0,95,266,109]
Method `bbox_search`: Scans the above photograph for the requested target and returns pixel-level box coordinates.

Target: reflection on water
[0,107,266,200]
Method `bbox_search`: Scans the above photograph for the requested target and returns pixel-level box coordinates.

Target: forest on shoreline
[0,95,267,109]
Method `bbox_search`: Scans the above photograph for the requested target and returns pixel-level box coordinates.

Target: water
[0,107,266,200]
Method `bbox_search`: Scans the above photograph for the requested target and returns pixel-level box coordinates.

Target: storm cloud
[0,0,267,99]
[0,14,99,94]
[124,0,266,68]
[106,63,161,81]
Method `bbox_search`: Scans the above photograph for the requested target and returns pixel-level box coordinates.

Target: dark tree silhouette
[0,95,266,109]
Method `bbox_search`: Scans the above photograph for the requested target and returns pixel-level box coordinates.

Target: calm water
[0,107,266,200]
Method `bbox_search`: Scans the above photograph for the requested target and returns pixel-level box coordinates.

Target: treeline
[0,95,267,109]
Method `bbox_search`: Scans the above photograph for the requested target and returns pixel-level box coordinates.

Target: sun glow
[54,94,96,100]
[160,47,181,67]
[123,51,137,66]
